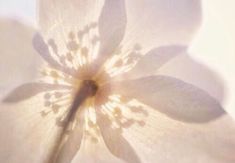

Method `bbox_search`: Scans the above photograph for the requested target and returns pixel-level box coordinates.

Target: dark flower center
[81,80,99,97]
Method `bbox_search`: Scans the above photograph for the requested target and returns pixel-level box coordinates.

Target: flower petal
[0,95,62,163]
[94,0,127,68]
[0,81,80,163]
[119,105,235,162]
[115,45,186,80]
[0,19,42,91]
[39,0,127,73]
[3,82,72,103]
[51,115,84,163]
[38,0,104,32]
[38,0,105,75]
[157,52,225,103]
[32,33,79,77]
[73,130,125,163]
[120,0,201,54]
[95,108,141,163]
[108,75,225,122]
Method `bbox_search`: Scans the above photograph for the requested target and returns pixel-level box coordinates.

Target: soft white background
[0,0,235,118]
[0,0,36,24]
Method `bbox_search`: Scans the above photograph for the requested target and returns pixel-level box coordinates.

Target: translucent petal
[3,82,72,103]
[0,84,76,163]
[105,0,202,81]
[107,75,225,122]
[116,48,225,104]
[38,0,104,75]
[98,78,235,162]
[32,33,79,77]
[157,52,225,103]
[51,113,84,163]
[119,0,202,55]
[38,0,127,73]
[0,96,60,162]
[38,0,104,32]
[94,0,126,69]
[95,108,141,163]
[114,45,186,80]
[121,106,235,163]
[72,125,125,163]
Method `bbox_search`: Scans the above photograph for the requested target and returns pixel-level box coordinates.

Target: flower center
[64,80,99,123]
[81,80,99,97]
[72,80,98,109]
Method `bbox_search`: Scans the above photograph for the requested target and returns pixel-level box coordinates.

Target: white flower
[1,0,235,163]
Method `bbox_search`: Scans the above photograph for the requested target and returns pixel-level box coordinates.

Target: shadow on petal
[117,45,187,80]
[96,109,141,163]
[157,52,225,103]
[110,75,225,123]
[2,82,71,103]
[49,119,84,163]
[94,0,127,70]
[120,0,202,53]
[33,33,78,77]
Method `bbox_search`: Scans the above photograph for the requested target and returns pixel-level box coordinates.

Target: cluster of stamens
[35,22,148,145]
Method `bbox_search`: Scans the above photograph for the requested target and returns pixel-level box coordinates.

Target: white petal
[157,52,225,103]
[120,0,201,54]
[32,33,79,78]
[51,115,84,163]
[38,0,104,32]
[95,108,141,163]
[115,45,186,80]
[3,82,71,103]
[1,82,124,163]
[0,97,58,162]
[38,0,127,72]
[0,19,42,91]
[38,0,105,72]
[72,126,125,163]
[94,0,127,69]
[98,79,235,162]
[0,84,74,163]
[108,75,224,122]
[121,106,235,163]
